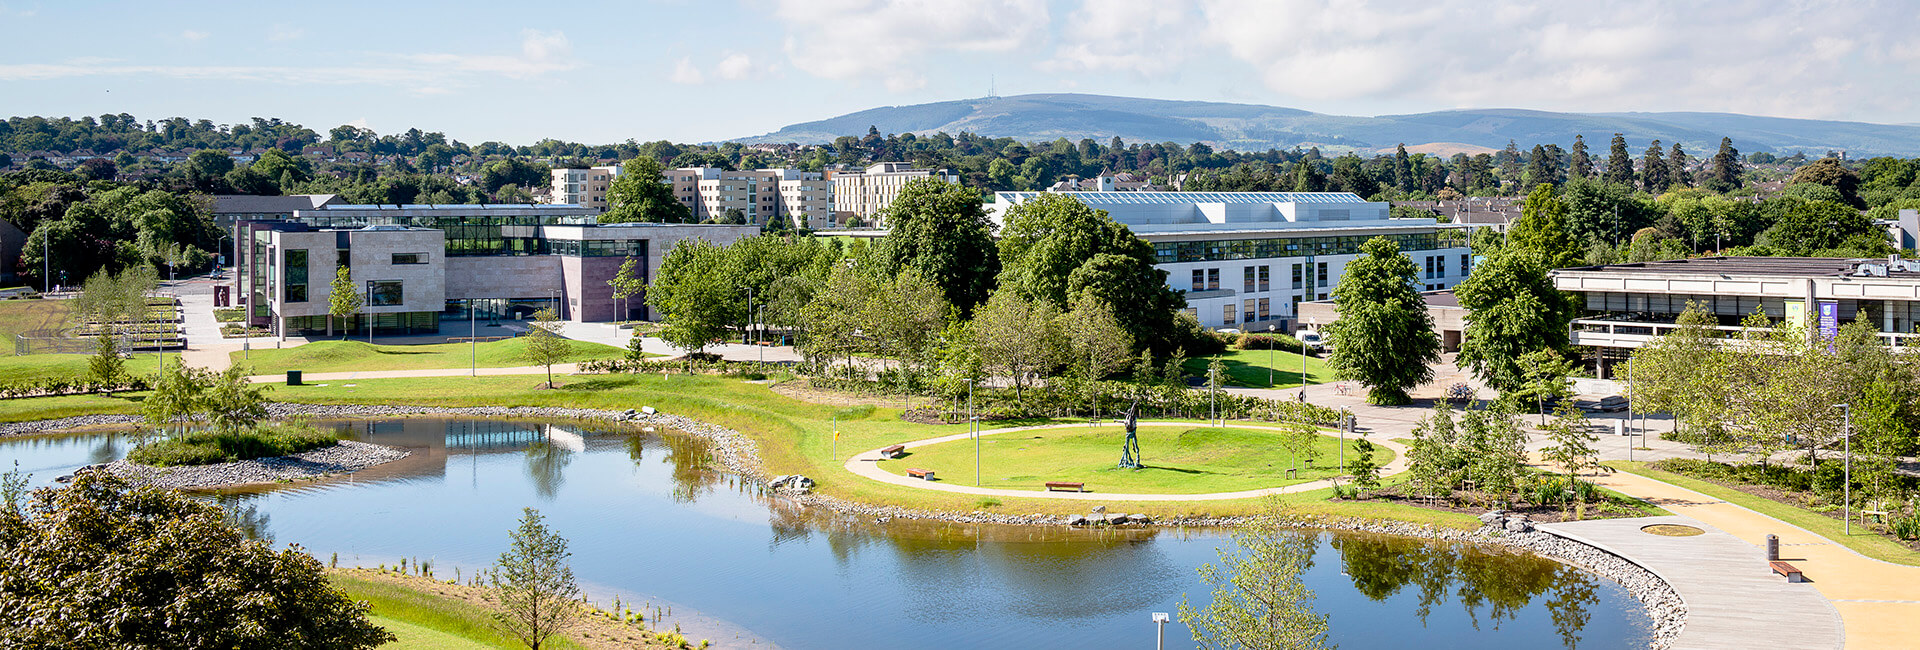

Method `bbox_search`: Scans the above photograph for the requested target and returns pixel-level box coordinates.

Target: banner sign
[1818,300,1839,351]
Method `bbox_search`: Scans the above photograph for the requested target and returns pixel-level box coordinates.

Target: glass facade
[283,249,308,303]
[547,239,648,257]
[1151,231,1466,264]
[368,281,403,306]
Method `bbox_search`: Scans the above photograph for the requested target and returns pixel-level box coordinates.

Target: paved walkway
[243,363,582,384]
[1579,468,1920,649]
[842,421,1408,501]
[1538,515,1842,650]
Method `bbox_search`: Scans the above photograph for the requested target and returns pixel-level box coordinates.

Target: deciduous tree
[603,157,692,223]
[490,508,581,650]
[1453,251,1575,395]
[1325,237,1438,405]
[876,178,1000,315]
[521,307,572,388]
[327,265,359,338]
[1179,508,1332,650]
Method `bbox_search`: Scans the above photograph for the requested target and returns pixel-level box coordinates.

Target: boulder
[1504,517,1534,533]
[641,406,657,415]
[1065,515,1089,526]
[1126,514,1151,525]
[1105,513,1130,525]
[1091,505,1107,514]
[767,475,816,491]
[1478,510,1509,525]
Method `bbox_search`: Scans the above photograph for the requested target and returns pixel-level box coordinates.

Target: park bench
[880,444,906,459]
[1770,560,1805,583]
[906,467,935,480]
[1045,481,1086,492]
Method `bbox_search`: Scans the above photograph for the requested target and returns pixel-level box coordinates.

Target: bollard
[1767,534,1780,561]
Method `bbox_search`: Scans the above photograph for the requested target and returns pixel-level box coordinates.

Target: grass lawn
[1183,348,1336,389]
[330,570,582,649]
[0,352,162,384]
[877,425,1387,494]
[365,615,499,650]
[229,338,635,375]
[1614,461,1920,566]
[0,298,70,342]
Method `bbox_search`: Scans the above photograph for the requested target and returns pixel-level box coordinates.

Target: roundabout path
[843,421,1408,501]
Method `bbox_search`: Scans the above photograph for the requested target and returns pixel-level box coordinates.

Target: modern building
[829,162,959,223]
[550,166,620,213]
[663,167,832,227]
[987,191,1473,331]
[233,203,758,337]
[209,194,342,228]
[1298,290,1469,352]
[1553,255,1920,376]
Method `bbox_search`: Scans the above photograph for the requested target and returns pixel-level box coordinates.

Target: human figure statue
[1118,399,1142,469]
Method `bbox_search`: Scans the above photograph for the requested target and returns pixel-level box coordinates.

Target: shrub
[127,422,343,467]
[1235,333,1308,352]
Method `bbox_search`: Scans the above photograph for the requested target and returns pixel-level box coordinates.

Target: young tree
[607,256,644,325]
[1346,437,1381,492]
[1280,421,1322,475]
[875,178,1001,315]
[327,265,360,338]
[87,332,125,394]
[1179,508,1332,650]
[521,308,572,388]
[1454,250,1575,395]
[142,358,212,438]
[971,288,1064,405]
[1539,402,1598,491]
[646,239,737,358]
[0,472,394,649]
[1405,405,1458,501]
[1513,348,1578,424]
[1325,237,1438,405]
[602,157,692,223]
[489,508,581,650]
[203,364,270,435]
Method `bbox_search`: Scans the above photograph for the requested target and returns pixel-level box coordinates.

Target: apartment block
[663,167,832,228]
[551,166,621,213]
[828,163,960,224]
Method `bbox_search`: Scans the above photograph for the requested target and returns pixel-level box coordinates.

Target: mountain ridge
[733,93,1920,157]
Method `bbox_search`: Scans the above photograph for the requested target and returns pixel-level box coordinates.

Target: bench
[1770,560,1804,583]
[880,444,906,459]
[906,467,935,480]
[1045,481,1086,492]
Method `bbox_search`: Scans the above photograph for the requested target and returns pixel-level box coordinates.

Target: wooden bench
[1045,481,1086,492]
[880,444,906,459]
[1770,560,1805,583]
[906,467,935,480]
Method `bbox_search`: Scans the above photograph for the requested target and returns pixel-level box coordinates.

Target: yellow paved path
[1584,468,1920,649]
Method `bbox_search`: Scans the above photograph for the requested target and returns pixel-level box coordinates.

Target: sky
[4,0,1918,146]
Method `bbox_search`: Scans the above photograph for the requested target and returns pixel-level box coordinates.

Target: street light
[470,301,477,377]
[1266,324,1275,388]
[1152,612,1171,650]
[966,377,979,486]
[1834,403,1853,535]
[1208,365,1220,428]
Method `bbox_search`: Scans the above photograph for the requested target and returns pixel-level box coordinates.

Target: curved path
[843,421,1408,501]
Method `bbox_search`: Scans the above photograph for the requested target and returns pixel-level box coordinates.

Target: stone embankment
[91,440,410,489]
[14,402,1684,647]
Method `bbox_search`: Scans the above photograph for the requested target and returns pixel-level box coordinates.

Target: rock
[768,475,815,492]
[641,406,656,415]
[1091,505,1107,514]
[1504,517,1534,533]
[1065,515,1089,526]
[1127,513,1151,525]
[1478,510,1508,525]
[623,408,637,416]
[1105,513,1130,525]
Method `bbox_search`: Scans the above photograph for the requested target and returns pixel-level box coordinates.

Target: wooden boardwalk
[1539,516,1843,650]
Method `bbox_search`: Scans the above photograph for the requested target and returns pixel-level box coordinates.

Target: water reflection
[1329,533,1607,648]
[212,492,273,543]
[523,440,573,499]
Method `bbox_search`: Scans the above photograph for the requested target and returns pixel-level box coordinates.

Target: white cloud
[180,30,208,42]
[403,29,577,79]
[715,52,755,81]
[669,57,704,85]
[773,0,1049,91]
[1041,0,1201,78]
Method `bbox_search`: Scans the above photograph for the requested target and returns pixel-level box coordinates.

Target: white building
[987,191,1472,331]
[550,166,620,213]
[663,167,832,227]
[829,162,959,224]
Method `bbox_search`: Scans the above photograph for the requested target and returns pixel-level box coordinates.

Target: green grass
[330,570,586,650]
[366,615,499,650]
[0,353,162,384]
[1614,461,1920,566]
[0,298,70,342]
[127,422,342,466]
[879,425,1387,494]
[1184,348,1336,389]
[229,338,633,375]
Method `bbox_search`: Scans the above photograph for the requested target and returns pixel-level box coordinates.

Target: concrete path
[243,363,580,384]
[1538,515,1843,650]
[1580,468,1920,649]
[842,421,1408,501]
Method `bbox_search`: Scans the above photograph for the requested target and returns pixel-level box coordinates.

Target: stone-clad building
[234,204,757,337]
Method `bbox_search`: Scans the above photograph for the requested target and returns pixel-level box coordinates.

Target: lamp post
[1626,356,1634,462]
[470,302,477,377]
[1835,402,1852,535]
[1266,324,1275,388]
[967,378,979,486]
[1208,366,1220,428]
[1152,612,1170,650]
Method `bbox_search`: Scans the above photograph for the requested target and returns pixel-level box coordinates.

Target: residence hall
[233,203,758,337]
[986,191,1472,331]
[1553,256,1920,377]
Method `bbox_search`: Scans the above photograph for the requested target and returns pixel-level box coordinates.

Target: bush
[127,422,342,467]
[1235,333,1308,352]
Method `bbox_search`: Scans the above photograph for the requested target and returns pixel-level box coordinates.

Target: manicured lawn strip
[365,615,500,650]
[0,392,144,423]
[1613,461,1920,566]
[229,338,633,375]
[0,352,162,384]
[1183,348,1336,389]
[879,425,1389,494]
[264,373,1474,526]
[0,298,70,342]
[330,570,585,650]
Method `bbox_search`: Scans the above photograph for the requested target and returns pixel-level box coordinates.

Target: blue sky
[4,0,1917,146]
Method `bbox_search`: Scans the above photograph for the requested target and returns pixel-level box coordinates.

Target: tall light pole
[470,301,477,377]
[1627,355,1634,462]
[1266,324,1276,388]
[1209,365,1219,428]
[1835,403,1852,535]
[1152,612,1170,650]
[967,378,979,486]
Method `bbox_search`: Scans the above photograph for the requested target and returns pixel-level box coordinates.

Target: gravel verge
[14,402,1685,646]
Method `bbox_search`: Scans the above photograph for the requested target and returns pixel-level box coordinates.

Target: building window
[1243,267,1257,293]
[1316,263,1328,286]
[1258,265,1270,292]
[1207,268,1220,291]
[1222,304,1236,325]
[1292,263,1303,290]
[392,253,427,265]
[1243,298,1258,323]
[368,280,403,307]
[1259,298,1271,320]
[283,249,308,303]
[1461,254,1470,277]
[1191,269,1205,291]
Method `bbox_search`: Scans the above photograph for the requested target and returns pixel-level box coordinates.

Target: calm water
[4,419,1652,649]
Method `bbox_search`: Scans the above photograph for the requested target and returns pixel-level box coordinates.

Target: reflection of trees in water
[523,438,573,500]
[210,492,272,543]
[88,432,128,466]
[1331,534,1580,639]
[659,435,720,503]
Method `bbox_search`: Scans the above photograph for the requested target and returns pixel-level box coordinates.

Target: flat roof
[1555,256,1899,278]
[996,191,1370,205]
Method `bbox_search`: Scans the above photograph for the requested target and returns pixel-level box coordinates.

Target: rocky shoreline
[90,440,411,489]
[13,402,1684,647]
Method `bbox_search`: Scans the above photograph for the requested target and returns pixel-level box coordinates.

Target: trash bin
[287,370,302,386]
[1767,534,1780,560]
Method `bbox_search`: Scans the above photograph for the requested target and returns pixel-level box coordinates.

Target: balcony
[1570,318,1920,351]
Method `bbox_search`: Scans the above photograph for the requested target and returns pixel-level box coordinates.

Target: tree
[1568,135,1593,180]
[607,256,644,325]
[1540,401,1598,492]
[1453,251,1575,395]
[203,364,270,435]
[602,157,692,223]
[876,178,1000,315]
[1280,421,1322,475]
[1604,134,1634,186]
[1786,157,1863,207]
[1524,144,1562,187]
[1514,349,1578,424]
[972,288,1064,405]
[1666,142,1689,188]
[1325,237,1438,405]
[1506,184,1579,269]
[327,265,359,338]
[87,326,126,394]
[1639,140,1669,193]
[521,308,571,388]
[142,357,212,438]
[1346,437,1381,491]
[489,508,581,650]
[1178,509,1331,650]
[996,193,1183,352]
[1761,197,1878,255]
[186,149,235,192]
[646,239,737,357]
[0,471,393,649]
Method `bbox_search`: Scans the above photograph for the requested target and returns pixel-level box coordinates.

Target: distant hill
[734,93,1920,157]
